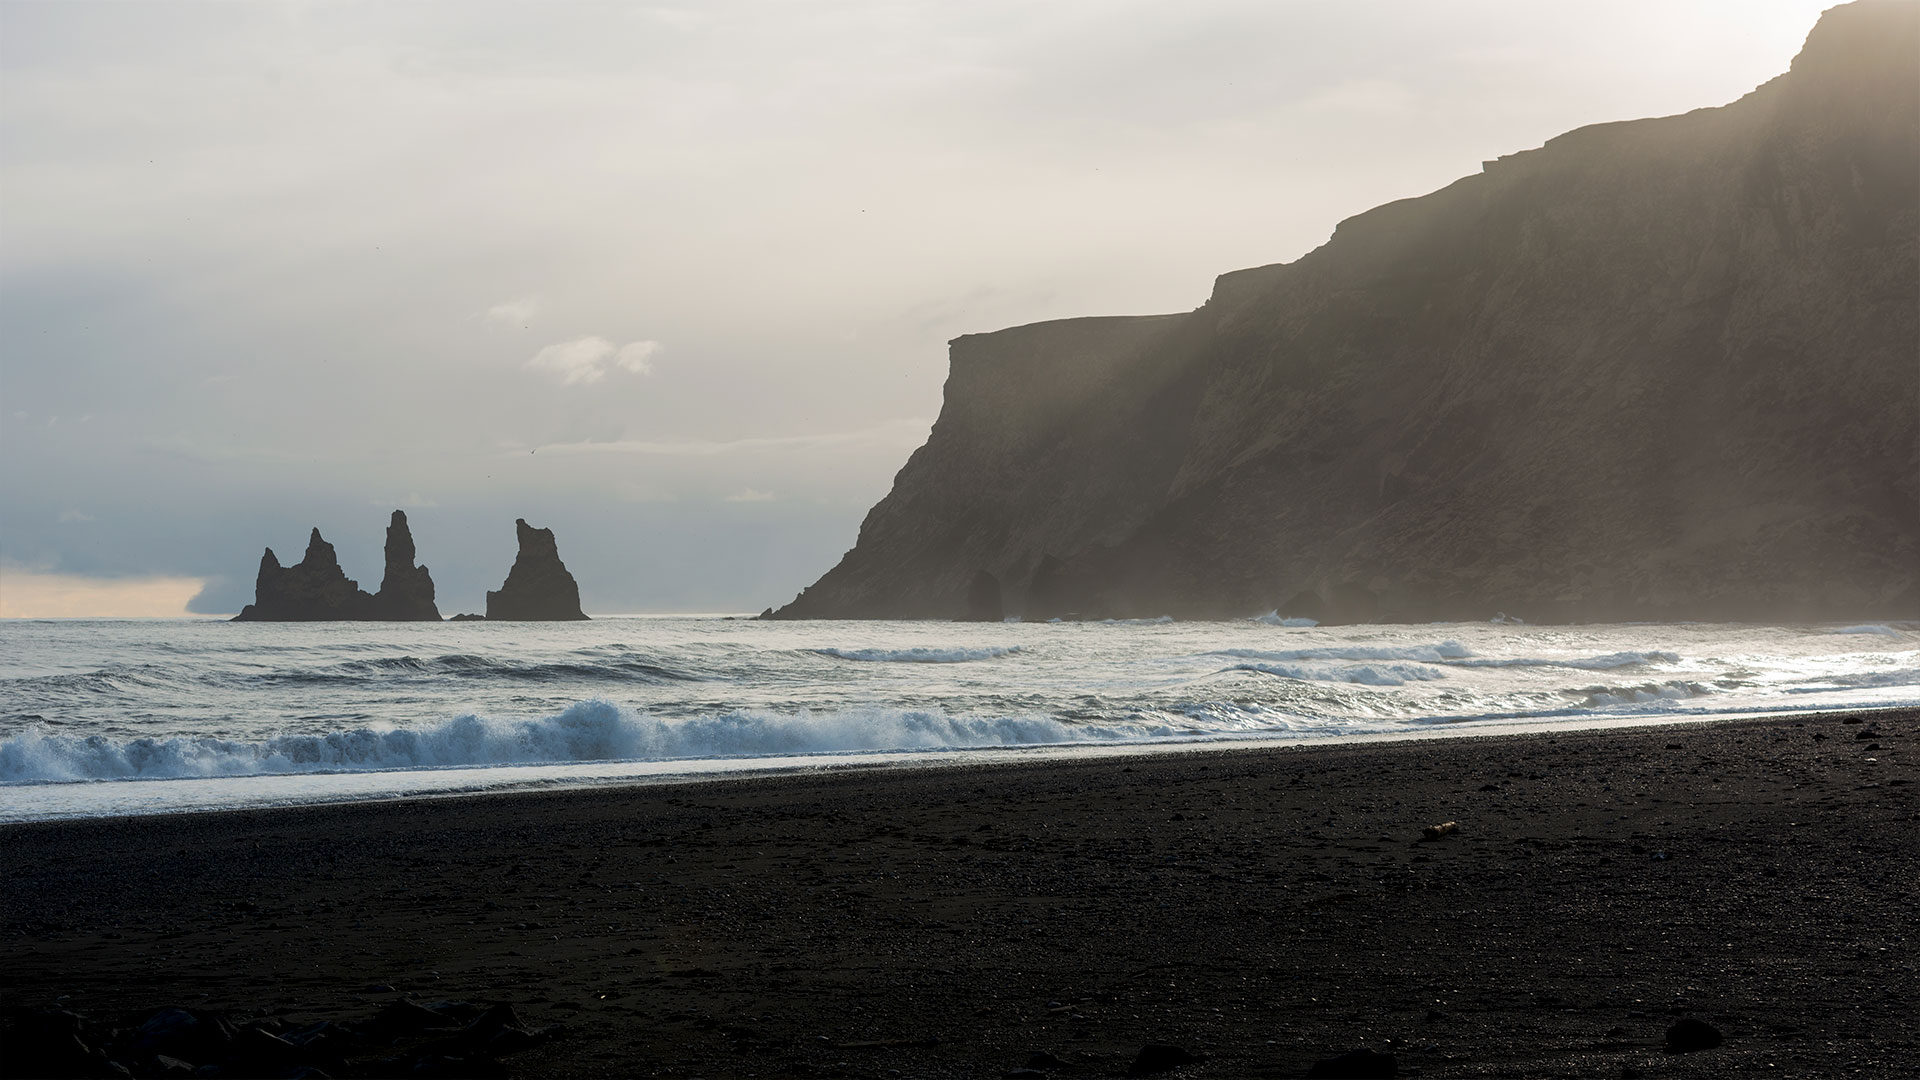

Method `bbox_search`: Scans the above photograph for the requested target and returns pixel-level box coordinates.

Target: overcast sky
[0,0,1836,616]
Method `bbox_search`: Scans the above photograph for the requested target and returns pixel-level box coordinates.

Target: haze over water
[3,617,1913,822]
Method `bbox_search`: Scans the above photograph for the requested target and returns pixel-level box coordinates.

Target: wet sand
[3,709,1916,1078]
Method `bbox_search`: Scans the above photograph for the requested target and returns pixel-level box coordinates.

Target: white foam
[811,645,1023,663]
[1827,624,1903,636]
[1577,680,1715,706]
[1249,611,1319,627]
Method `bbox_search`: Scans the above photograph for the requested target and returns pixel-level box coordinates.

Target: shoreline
[3,709,1915,1077]
[9,704,1919,828]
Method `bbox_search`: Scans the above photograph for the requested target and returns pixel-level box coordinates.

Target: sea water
[2,616,1914,822]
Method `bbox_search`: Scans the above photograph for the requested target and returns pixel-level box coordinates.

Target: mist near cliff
[0,1,1836,614]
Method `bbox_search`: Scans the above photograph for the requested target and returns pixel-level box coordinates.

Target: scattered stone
[1307,1048,1399,1078]
[1664,1017,1723,1053]
[1126,1043,1201,1075]
[1854,728,1879,740]
[367,998,462,1035]
[1421,821,1458,840]
[1842,716,1864,724]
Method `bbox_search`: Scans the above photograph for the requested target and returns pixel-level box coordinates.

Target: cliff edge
[773,0,1919,622]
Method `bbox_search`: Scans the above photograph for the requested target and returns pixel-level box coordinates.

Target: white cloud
[527,336,662,385]
[486,296,544,325]
[57,509,95,523]
[724,487,775,502]
[615,340,660,375]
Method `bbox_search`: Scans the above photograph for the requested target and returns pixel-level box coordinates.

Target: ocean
[2,616,1914,823]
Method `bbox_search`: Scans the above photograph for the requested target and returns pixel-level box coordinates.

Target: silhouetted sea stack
[232,512,441,622]
[373,510,441,621]
[232,528,376,621]
[772,0,1919,623]
[484,519,589,621]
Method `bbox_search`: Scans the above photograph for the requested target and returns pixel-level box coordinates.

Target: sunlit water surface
[2,616,1913,821]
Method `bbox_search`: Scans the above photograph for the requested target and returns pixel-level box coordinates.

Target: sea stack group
[232,512,587,622]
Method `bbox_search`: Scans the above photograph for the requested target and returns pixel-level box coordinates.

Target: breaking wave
[1249,612,1319,627]
[1212,642,1475,663]
[1229,661,1448,687]
[812,646,1023,663]
[0,700,1164,784]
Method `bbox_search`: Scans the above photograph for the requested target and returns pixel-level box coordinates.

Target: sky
[0,0,1838,617]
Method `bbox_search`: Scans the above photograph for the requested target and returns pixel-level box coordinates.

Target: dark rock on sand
[372,510,441,621]
[131,1007,237,1062]
[770,0,1920,622]
[1,1009,128,1080]
[1665,1017,1724,1053]
[1126,1043,1201,1075]
[485,519,589,621]
[448,612,487,621]
[1307,1047,1399,1078]
[232,530,376,622]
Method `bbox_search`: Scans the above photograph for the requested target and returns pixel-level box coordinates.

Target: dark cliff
[774,1,1919,623]
[233,513,442,622]
[485,519,589,621]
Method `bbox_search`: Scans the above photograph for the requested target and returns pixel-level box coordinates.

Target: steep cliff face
[775,0,1919,623]
[485,519,589,621]
[232,529,376,621]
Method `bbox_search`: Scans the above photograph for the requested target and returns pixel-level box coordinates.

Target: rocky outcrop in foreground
[484,519,589,621]
[773,1,1919,623]
[232,512,440,622]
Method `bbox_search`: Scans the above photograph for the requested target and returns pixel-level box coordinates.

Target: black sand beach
[4,710,1916,1078]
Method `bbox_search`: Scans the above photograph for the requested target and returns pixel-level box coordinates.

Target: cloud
[615,340,660,375]
[724,487,775,502]
[0,569,207,618]
[57,509,95,523]
[526,336,662,385]
[369,492,437,508]
[531,417,935,456]
[485,296,544,325]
